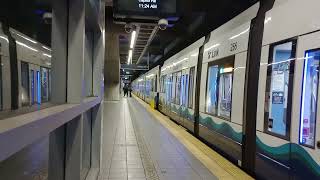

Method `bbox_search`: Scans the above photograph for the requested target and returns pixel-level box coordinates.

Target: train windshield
[299,49,320,147]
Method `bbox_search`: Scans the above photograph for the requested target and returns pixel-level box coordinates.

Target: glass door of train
[290,31,320,179]
[256,32,320,180]
[29,64,41,105]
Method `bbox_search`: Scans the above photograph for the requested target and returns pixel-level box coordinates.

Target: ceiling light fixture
[130,30,136,49]
[16,33,38,44]
[127,50,133,64]
[16,41,38,52]
[42,46,52,51]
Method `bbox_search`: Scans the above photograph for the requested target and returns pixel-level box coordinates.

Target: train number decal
[230,42,238,52]
[208,49,219,59]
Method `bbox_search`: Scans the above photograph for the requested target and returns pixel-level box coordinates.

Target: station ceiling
[111,0,258,78]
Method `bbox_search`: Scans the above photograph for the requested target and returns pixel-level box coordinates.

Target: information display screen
[114,0,176,19]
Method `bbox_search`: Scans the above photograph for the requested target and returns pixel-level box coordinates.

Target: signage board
[114,0,176,19]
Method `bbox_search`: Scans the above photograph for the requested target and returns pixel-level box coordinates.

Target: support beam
[242,0,275,175]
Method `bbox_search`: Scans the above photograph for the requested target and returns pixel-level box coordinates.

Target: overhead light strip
[42,46,52,51]
[130,30,136,49]
[127,50,132,64]
[16,41,38,52]
[16,33,38,44]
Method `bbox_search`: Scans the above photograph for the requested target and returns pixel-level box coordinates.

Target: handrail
[0,97,102,162]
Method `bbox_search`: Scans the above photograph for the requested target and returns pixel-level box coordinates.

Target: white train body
[0,24,51,110]
[132,0,320,179]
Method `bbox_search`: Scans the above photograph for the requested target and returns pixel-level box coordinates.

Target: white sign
[138,0,158,9]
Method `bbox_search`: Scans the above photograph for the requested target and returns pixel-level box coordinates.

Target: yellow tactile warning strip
[133,95,254,180]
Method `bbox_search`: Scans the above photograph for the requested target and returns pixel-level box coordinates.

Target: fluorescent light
[146,74,155,78]
[16,41,38,52]
[0,36,9,43]
[127,50,133,64]
[42,46,51,51]
[220,67,233,74]
[264,17,272,24]
[191,53,198,57]
[43,53,52,58]
[205,43,220,51]
[16,33,37,44]
[130,31,136,49]
[229,28,249,40]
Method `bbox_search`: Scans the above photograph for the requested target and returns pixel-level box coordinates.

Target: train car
[199,3,259,166]
[159,38,204,132]
[255,0,320,179]
[144,66,160,108]
[0,23,51,111]
[132,65,160,108]
[134,0,320,179]
[134,75,145,100]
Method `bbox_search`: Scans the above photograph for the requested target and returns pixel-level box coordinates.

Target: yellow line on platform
[133,95,254,180]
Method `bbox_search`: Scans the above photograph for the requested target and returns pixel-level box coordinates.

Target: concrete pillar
[104,22,120,101]
[93,2,105,98]
[67,0,86,103]
[50,0,68,104]
[65,115,83,180]
[48,0,68,179]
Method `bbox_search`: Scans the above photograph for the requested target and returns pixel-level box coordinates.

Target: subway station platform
[98,96,252,180]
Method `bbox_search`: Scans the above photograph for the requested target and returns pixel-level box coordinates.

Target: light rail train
[132,0,320,179]
[0,23,52,111]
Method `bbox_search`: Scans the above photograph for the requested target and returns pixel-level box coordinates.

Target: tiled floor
[99,98,217,180]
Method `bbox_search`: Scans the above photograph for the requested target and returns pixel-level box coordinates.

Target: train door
[30,69,35,105]
[21,61,30,106]
[290,31,320,179]
[29,65,41,105]
[41,67,49,102]
[256,40,297,180]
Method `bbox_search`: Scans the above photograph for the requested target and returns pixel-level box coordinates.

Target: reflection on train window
[160,75,166,93]
[21,62,30,106]
[175,72,182,105]
[146,80,151,97]
[299,49,320,147]
[171,74,176,103]
[41,67,49,102]
[188,67,195,108]
[206,57,234,120]
[181,74,188,107]
[166,75,172,103]
[265,41,295,138]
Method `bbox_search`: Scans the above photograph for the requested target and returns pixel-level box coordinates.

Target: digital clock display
[114,0,176,19]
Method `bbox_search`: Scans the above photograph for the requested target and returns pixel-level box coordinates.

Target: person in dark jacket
[123,84,128,97]
[128,84,132,97]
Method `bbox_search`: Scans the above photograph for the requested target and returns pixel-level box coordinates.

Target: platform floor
[99,97,252,180]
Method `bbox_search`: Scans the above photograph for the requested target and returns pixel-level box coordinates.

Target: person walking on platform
[123,84,128,97]
[128,84,132,97]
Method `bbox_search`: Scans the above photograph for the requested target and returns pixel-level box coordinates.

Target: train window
[188,67,195,108]
[175,72,182,105]
[166,75,172,103]
[299,49,320,148]
[154,75,158,92]
[21,62,30,106]
[181,74,189,107]
[264,40,296,139]
[41,67,49,102]
[160,75,165,93]
[171,73,176,103]
[206,57,234,120]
